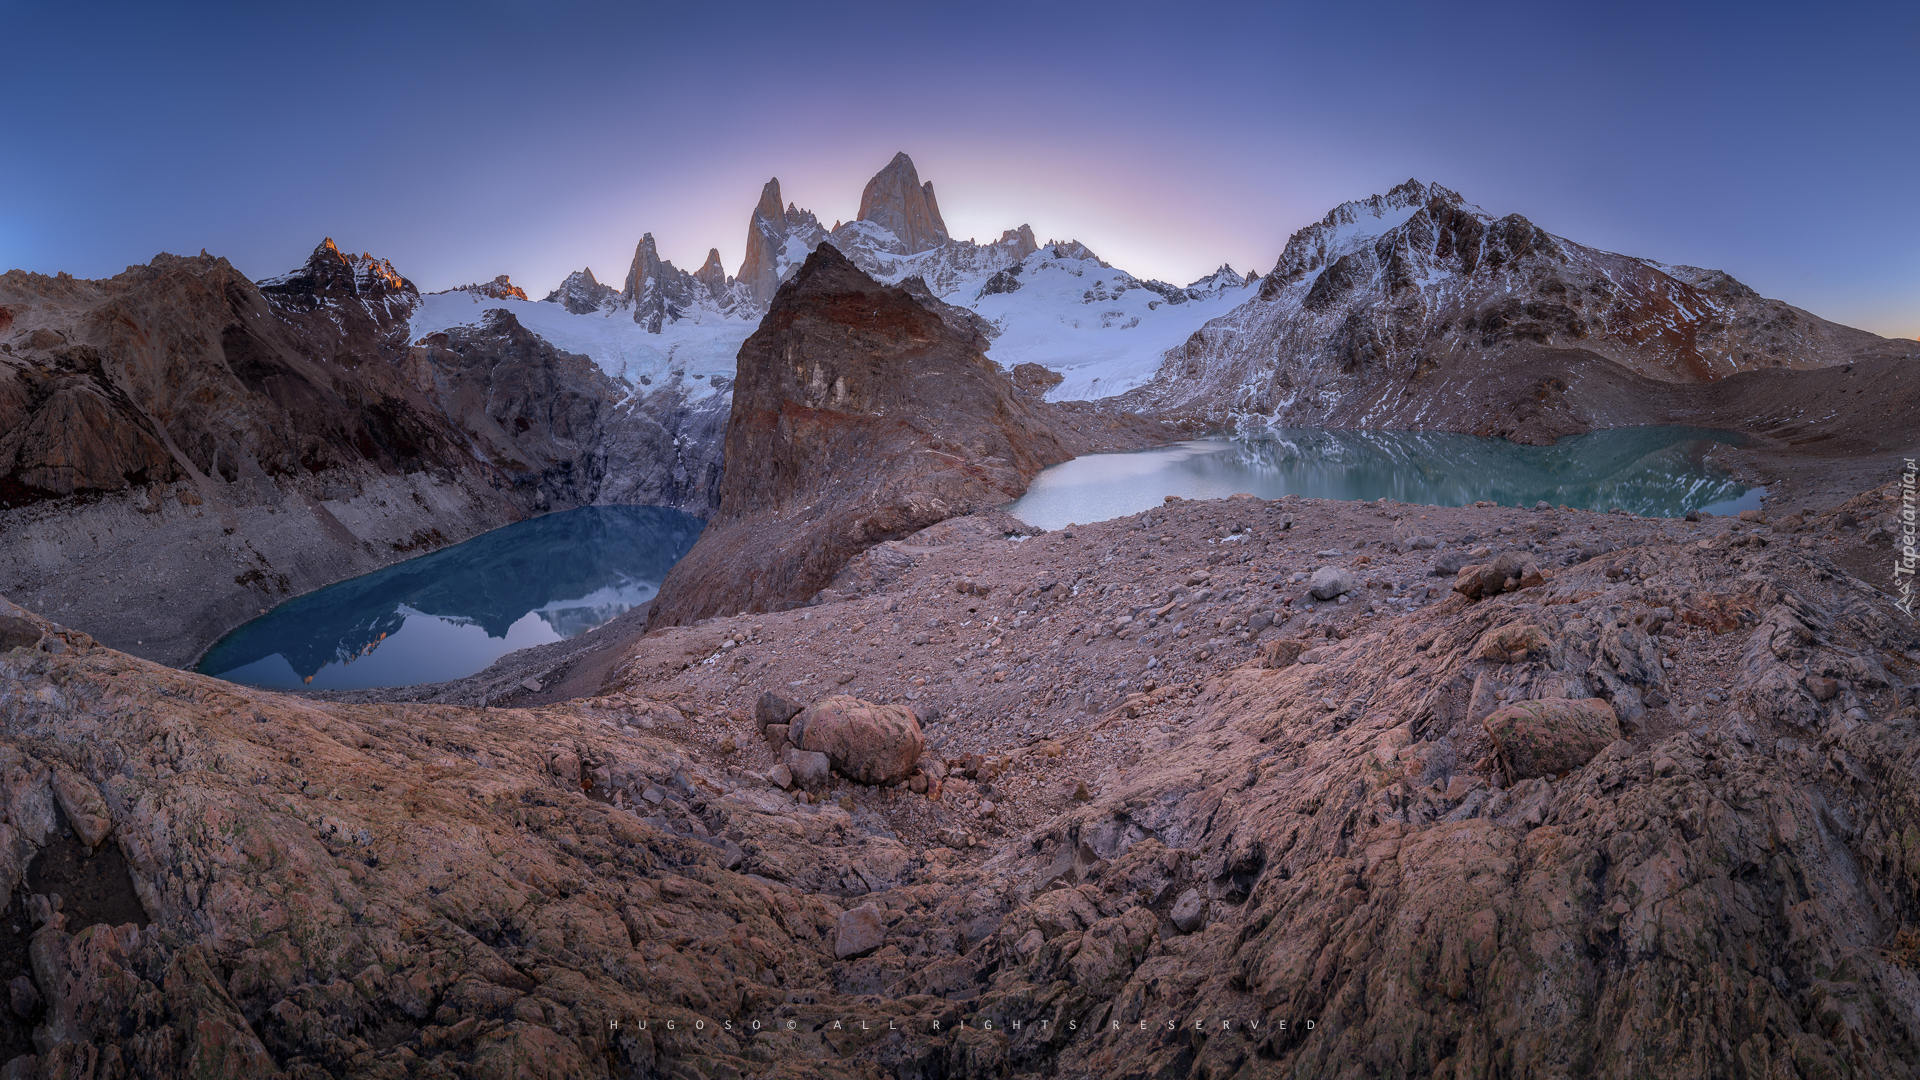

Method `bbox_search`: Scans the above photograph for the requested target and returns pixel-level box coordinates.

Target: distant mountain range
[455,151,1259,403]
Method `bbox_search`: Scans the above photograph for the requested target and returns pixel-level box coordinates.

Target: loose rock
[755,690,804,732]
[784,749,833,790]
[1307,565,1357,600]
[835,904,886,959]
[1170,888,1206,933]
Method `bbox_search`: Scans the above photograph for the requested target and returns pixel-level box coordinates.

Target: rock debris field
[612,491,1912,852]
[1,487,1919,1078]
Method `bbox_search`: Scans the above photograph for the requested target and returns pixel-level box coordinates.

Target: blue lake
[1004,426,1762,530]
[197,506,702,690]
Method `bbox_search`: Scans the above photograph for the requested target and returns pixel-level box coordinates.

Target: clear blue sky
[2,0,1914,338]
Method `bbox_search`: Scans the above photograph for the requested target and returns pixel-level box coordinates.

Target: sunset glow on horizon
[2,1,1914,339]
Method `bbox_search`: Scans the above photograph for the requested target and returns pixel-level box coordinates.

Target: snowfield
[960,252,1256,401]
[413,235,1259,408]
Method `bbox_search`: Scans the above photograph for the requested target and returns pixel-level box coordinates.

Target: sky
[1,0,1914,338]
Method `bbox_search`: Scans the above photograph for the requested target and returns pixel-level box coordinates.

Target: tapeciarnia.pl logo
[1897,458,1917,617]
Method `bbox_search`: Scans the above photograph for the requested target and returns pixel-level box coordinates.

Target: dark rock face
[646,244,1080,626]
[404,310,727,513]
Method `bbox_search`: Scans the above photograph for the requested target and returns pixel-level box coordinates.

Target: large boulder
[1307,565,1358,600]
[791,694,925,785]
[1482,698,1621,779]
[1453,551,1544,600]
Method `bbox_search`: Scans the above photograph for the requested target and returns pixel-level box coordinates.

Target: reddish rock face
[646,243,1079,626]
[855,151,949,254]
[450,274,527,301]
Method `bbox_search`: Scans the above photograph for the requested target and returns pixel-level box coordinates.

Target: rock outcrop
[737,178,829,308]
[644,244,1082,626]
[541,267,620,314]
[621,233,752,331]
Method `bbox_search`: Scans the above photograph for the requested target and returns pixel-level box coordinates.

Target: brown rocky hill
[645,243,1164,628]
[0,243,523,665]
[0,241,725,668]
[1132,180,1920,436]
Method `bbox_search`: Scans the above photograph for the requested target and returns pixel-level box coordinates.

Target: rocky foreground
[1,482,1917,1077]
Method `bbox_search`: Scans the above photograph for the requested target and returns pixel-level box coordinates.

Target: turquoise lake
[1004,426,1761,530]
[196,506,702,690]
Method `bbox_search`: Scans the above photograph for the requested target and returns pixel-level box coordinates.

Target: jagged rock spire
[693,248,729,300]
[738,177,828,308]
[856,152,949,254]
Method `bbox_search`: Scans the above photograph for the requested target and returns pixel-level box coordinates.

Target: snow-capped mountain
[1124,179,1917,439]
[959,244,1258,400]
[257,237,418,330]
[620,233,754,331]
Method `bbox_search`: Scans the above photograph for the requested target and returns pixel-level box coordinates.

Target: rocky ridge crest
[445,275,528,302]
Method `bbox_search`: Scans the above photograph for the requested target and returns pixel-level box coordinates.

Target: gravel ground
[591,488,1910,858]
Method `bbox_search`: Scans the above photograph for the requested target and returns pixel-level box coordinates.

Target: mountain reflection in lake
[196,506,702,690]
[1004,426,1760,530]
